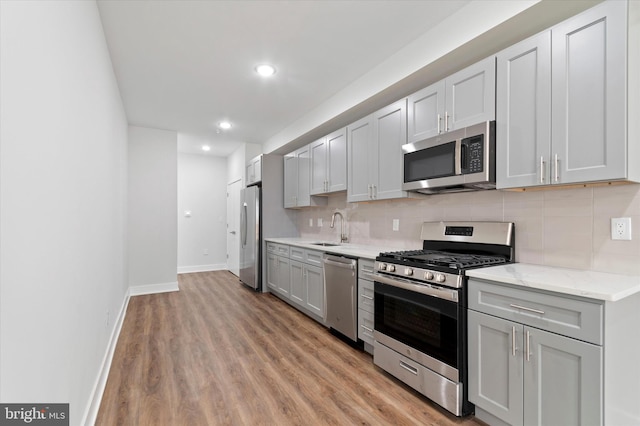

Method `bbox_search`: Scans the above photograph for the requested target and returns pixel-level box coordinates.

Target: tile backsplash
[296,183,640,275]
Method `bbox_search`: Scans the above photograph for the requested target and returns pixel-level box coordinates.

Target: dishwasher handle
[323,257,356,270]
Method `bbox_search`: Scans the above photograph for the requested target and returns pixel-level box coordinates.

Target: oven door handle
[372,273,459,303]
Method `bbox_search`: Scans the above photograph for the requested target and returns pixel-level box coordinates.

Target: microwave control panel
[462,135,484,174]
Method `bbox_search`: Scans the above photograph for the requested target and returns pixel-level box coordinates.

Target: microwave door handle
[454,139,462,175]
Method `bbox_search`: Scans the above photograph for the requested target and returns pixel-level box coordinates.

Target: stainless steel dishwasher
[323,254,358,342]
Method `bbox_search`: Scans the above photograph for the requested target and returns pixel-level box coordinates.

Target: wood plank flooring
[96,271,486,426]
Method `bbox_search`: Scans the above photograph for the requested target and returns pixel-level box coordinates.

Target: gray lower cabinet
[266,242,290,296]
[267,242,325,322]
[358,259,375,354]
[497,0,629,189]
[468,278,603,426]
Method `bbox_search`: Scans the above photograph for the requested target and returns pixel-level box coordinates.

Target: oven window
[404,141,456,182]
[374,282,458,369]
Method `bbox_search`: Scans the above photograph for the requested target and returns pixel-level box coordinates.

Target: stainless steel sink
[311,242,341,247]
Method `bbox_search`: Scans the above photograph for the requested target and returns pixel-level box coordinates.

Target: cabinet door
[445,56,496,131]
[524,327,602,426]
[496,31,552,189]
[468,310,524,426]
[289,260,305,307]
[309,137,327,195]
[266,253,278,292]
[246,163,254,185]
[551,1,626,184]
[326,127,347,193]
[276,256,290,296]
[347,115,374,202]
[295,145,312,207]
[374,99,407,201]
[283,153,297,208]
[304,264,324,318]
[407,80,446,142]
[253,156,261,183]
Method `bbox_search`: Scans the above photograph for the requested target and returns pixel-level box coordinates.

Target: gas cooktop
[378,249,509,271]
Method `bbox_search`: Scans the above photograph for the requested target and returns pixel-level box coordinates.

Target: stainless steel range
[372,221,514,416]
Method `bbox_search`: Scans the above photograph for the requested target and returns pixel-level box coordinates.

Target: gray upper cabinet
[246,155,262,185]
[310,127,347,195]
[497,1,628,189]
[407,57,495,143]
[284,145,327,208]
[348,99,408,202]
[496,31,551,188]
[346,115,373,202]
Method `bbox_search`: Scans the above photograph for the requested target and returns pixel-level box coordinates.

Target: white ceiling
[96,0,472,157]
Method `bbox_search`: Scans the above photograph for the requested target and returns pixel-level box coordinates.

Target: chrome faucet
[330,211,348,243]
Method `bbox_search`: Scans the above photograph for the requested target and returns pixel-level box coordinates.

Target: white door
[226,179,241,276]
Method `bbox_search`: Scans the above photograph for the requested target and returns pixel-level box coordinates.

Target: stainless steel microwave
[402,121,496,194]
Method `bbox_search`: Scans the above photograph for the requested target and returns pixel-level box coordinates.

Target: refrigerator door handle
[241,202,248,247]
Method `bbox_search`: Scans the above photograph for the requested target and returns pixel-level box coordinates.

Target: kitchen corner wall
[297,184,640,275]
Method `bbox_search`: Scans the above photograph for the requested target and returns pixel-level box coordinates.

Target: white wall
[177,152,228,273]
[128,126,178,292]
[0,1,128,423]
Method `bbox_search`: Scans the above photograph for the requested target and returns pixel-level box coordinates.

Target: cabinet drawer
[469,279,603,345]
[359,259,375,280]
[290,246,305,261]
[358,278,374,313]
[358,308,374,345]
[266,243,289,257]
[304,249,323,267]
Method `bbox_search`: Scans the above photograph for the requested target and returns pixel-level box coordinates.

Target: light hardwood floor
[96,271,486,425]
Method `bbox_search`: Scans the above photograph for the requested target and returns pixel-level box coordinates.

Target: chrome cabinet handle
[373,185,377,199]
[525,330,531,362]
[399,360,418,376]
[437,113,442,134]
[540,156,545,184]
[361,324,373,333]
[510,303,545,315]
[445,112,449,131]
[554,153,559,182]
[512,326,516,357]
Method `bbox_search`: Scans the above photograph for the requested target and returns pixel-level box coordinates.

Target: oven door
[373,274,462,382]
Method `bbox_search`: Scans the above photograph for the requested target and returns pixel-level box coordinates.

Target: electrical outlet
[317,218,323,227]
[309,218,313,227]
[611,217,632,240]
[392,219,400,231]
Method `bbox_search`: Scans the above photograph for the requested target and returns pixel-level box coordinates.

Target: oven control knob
[435,274,446,283]
[424,271,434,281]
[388,265,396,272]
[378,263,387,271]
[404,268,414,276]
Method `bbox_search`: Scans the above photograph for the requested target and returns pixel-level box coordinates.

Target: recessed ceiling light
[255,64,276,77]
[218,121,232,130]
[202,145,211,152]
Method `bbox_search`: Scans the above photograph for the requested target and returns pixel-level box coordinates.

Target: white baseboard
[82,291,130,426]
[177,263,226,274]
[129,281,179,296]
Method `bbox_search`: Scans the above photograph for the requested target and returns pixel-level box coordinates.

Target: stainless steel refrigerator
[239,185,261,290]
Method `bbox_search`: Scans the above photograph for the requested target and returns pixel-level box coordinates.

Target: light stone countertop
[466,263,640,302]
[265,237,408,260]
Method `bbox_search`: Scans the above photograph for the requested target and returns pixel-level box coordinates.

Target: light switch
[392,219,400,231]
